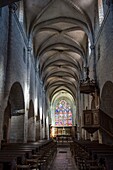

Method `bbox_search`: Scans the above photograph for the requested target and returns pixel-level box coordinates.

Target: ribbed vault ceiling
[24,0,96,102]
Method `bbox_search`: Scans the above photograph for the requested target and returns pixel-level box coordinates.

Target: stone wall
[0,6,48,144]
[0,7,9,143]
[80,2,113,142]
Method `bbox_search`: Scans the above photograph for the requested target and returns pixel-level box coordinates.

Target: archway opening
[100,81,113,144]
[100,81,113,118]
[4,82,25,143]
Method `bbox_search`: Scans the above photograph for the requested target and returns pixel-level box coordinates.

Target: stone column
[35,69,40,141]
[90,45,96,80]
[42,88,46,139]
[76,88,82,140]
[5,3,18,88]
[24,46,32,142]
[39,81,43,139]
[46,110,50,140]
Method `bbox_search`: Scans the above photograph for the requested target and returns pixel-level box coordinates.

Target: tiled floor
[50,147,78,170]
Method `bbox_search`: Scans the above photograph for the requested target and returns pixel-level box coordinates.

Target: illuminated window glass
[98,0,104,26]
[19,1,24,23]
[55,100,72,126]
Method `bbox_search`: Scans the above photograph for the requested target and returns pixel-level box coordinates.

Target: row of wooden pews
[70,139,113,170]
[0,139,57,170]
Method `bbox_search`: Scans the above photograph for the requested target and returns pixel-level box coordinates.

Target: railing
[100,109,113,138]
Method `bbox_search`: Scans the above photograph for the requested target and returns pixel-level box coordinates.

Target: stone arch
[27,100,35,142]
[100,81,113,118]
[100,81,113,144]
[5,82,25,143]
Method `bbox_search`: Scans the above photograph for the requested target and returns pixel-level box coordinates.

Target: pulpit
[82,109,100,135]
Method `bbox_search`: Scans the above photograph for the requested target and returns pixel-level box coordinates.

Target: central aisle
[50,147,78,170]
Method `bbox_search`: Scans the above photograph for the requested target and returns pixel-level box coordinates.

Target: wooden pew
[0,139,57,170]
[0,141,56,170]
[72,139,113,170]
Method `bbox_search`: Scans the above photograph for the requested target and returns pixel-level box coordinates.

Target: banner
[0,0,20,8]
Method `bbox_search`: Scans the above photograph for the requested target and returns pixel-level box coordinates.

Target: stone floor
[50,147,78,170]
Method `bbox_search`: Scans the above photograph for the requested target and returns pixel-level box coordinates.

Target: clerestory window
[98,0,104,26]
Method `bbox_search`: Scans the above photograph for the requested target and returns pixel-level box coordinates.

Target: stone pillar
[90,45,96,80]
[44,97,49,139]
[36,116,40,141]
[35,69,40,141]
[39,81,43,139]
[5,3,18,88]
[42,89,46,139]
[77,88,82,140]
[46,111,50,140]
[24,46,32,142]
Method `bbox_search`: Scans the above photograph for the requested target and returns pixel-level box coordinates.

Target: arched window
[19,1,24,23]
[55,99,72,126]
[98,0,104,26]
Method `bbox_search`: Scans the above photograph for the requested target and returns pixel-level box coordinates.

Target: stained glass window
[55,100,72,126]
